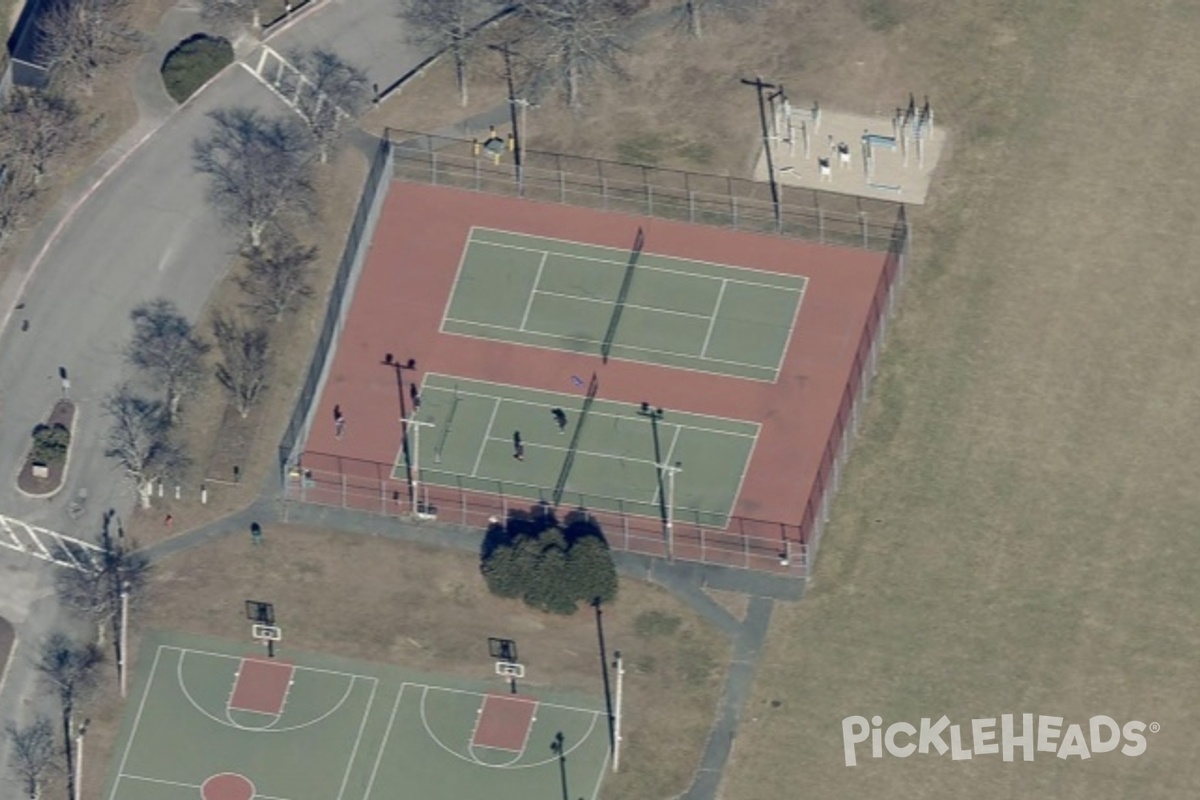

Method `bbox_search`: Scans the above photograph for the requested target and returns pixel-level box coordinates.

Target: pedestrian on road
[164,514,173,530]
[334,405,345,439]
[513,431,524,461]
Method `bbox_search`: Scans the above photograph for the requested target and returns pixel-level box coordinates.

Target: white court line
[473,238,805,293]
[728,425,762,521]
[471,398,502,477]
[430,385,757,438]
[473,434,659,469]
[405,680,604,717]
[532,288,712,320]
[439,225,482,335]
[771,279,810,378]
[166,645,375,682]
[471,226,812,284]
[363,686,406,800]
[519,251,549,331]
[438,326,779,383]
[335,677,378,800]
[443,316,775,373]
[108,646,165,800]
[119,774,199,790]
[177,651,361,734]
[700,278,728,358]
[651,424,684,507]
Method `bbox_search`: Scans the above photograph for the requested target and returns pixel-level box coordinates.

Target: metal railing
[385,128,906,251]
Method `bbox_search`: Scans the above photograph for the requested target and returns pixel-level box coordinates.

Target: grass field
[374,1,1200,798]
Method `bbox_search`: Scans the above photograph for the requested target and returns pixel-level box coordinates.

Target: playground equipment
[861,94,934,184]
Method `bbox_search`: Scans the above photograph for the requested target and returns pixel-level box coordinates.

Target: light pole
[119,581,130,698]
[663,461,682,561]
[404,416,434,516]
[611,650,624,772]
[74,718,89,800]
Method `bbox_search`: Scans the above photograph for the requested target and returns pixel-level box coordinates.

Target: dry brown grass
[353,1,1200,797]
[122,145,369,547]
[79,525,729,800]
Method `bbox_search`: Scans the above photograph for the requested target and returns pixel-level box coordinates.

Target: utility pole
[490,42,524,195]
[741,76,781,231]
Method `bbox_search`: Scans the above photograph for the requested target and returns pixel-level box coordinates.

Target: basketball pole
[612,650,624,772]
[119,582,129,698]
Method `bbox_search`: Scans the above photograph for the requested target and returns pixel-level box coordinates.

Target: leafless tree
[5,717,59,800]
[237,231,318,322]
[33,632,101,800]
[399,0,507,107]
[210,312,271,418]
[56,510,151,671]
[287,47,370,163]
[102,385,186,506]
[198,0,257,33]
[127,299,209,423]
[0,90,81,185]
[37,0,139,95]
[0,166,38,250]
[512,0,629,109]
[193,107,317,247]
[678,0,767,38]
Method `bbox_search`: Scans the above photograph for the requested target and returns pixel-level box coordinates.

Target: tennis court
[406,373,758,528]
[440,227,808,382]
[105,633,609,800]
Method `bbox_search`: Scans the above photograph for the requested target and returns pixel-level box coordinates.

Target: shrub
[31,423,70,464]
[160,34,234,104]
[480,510,618,614]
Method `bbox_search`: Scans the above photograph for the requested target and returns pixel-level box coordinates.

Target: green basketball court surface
[408,374,759,528]
[105,632,609,800]
[440,228,808,382]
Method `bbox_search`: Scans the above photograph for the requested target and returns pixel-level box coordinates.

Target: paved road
[0,0,440,784]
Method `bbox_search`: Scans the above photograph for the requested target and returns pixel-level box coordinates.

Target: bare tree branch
[36,0,140,95]
[33,632,101,800]
[399,0,506,106]
[0,90,81,185]
[237,231,318,322]
[678,0,766,38]
[127,299,209,423]
[0,166,38,251]
[102,385,186,505]
[193,107,317,247]
[512,0,629,109]
[211,312,270,418]
[287,47,370,162]
[5,717,59,800]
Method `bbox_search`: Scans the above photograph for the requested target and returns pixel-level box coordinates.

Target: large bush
[31,423,70,464]
[160,34,234,104]
[481,509,618,615]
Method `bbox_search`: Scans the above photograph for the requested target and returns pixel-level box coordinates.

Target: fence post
[860,210,869,248]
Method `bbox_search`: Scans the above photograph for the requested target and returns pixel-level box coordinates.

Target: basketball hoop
[494,661,525,679]
[252,624,282,643]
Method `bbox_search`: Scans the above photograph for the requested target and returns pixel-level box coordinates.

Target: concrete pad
[752,101,948,205]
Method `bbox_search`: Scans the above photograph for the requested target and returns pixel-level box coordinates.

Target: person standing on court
[513,431,524,460]
[334,405,346,439]
[552,408,568,433]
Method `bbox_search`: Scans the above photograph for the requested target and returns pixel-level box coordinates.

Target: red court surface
[229,657,294,714]
[472,694,537,751]
[295,180,904,574]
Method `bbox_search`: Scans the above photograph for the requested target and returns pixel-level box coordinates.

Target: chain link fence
[385,127,905,251]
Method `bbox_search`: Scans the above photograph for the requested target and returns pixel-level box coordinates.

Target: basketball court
[104,632,609,800]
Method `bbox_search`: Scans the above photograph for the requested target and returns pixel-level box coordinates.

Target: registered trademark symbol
[1149,722,1160,733]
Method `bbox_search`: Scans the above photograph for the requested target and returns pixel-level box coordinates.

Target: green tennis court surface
[408,374,758,528]
[441,228,808,382]
[105,633,608,800]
